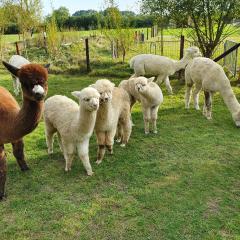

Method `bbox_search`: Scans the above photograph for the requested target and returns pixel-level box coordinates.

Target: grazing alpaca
[130,46,201,94]
[0,61,48,200]
[185,57,240,126]
[91,79,132,165]
[9,55,30,95]
[43,87,100,175]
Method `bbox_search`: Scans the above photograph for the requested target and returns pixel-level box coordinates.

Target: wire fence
[0,34,239,78]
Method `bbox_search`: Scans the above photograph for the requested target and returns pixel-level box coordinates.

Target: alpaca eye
[85,98,90,101]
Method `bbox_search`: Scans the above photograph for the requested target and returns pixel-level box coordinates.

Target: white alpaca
[9,55,30,95]
[119,77,141,109]
[185,57,240,126]
[43,87,100,175]
[130,46,201,94]
[91,79,132,165]
[133,77,163,134]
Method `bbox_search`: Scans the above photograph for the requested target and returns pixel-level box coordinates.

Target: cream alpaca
[130,46,201,94]
[43,87,100,175]
[133,77,163,134]
[185,57,240,126]
[91,79,132,165]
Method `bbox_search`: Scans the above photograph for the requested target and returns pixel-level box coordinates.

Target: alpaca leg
[57,132,63,152]
[44,121,56,154]
[143,107,151,134]
[156,75,164,85]
[0,145,7,200]
[77,140,93,176]
[115,122,123,143]
[164,76,173,95]
[130,98,136,126]
[62,143,75,172]
[96,132,106,165]
[12,139,29,171]
[121,112,132,147]
[185,85,193,109]
[203,91,213,120]
[193,84,201,110]
[151,106,159,134]
[106,129,116,153]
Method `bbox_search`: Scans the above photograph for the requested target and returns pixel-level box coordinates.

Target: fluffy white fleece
[9,55,30,95]
[133,76,163,134]
[130,46,201,94]
[185,57,240,126]
[43,87,100,175]
[91,79,132,165]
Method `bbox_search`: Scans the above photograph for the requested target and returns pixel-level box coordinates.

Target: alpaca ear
[44,63,50,72]
[2,61,20,76]
[71,91,82,99]
[111,82,115,88]
[148,77,155,82]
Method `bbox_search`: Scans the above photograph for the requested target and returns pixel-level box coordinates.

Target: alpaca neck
[220,86,240,115]
[174,55,191,72]
[140,88,152,101]
[14,97,43,140]
[77,106,97,134]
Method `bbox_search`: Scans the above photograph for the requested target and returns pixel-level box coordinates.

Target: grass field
[0,62,240,239]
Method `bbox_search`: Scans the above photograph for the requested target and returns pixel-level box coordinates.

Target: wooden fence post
[147,28,149,40]
[15,42,20,55]
[85,38,91,72]
[179,35,185,83]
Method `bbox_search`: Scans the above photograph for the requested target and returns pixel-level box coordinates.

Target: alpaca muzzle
[32,85,45,101]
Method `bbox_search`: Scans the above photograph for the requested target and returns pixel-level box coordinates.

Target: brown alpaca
[0,61,48,200]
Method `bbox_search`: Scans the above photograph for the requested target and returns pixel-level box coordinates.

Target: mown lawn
[0,64,239,240]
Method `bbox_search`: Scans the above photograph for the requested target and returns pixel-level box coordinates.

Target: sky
[42,0,140,16]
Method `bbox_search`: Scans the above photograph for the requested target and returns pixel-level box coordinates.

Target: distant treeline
[4,9,154,34]
[64,15,154,30]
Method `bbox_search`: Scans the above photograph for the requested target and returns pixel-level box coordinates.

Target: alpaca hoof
[87,171,94,176]
[145,131,149,135]
[65,167,71,172]
[96,160,102,165]
[185,106,190,109]
[0,194,6,201]
[153,130,158,134]
[206,116,212,120]
[120,143,126,147]
[195,106,200,110]
[116,138,121,143]
[21,165,30,171]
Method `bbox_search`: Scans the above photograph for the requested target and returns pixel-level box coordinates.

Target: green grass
[0,63,240,240]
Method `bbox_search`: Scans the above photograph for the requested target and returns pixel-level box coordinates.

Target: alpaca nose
[104,97,108,101]
[35,92,44,101]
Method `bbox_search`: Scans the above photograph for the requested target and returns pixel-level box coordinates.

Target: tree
[102,0,134,62]
[52,6,70,30]
[141,0,240,57]
[141,0,170,54]
[14,0,42,41]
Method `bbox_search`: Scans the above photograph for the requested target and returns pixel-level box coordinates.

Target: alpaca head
[232,111,240,127]
[184,46,201,59]
[72,87,100,111]
[134,77,154,93]
[2,61,48,102]
[90,79,115,104]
